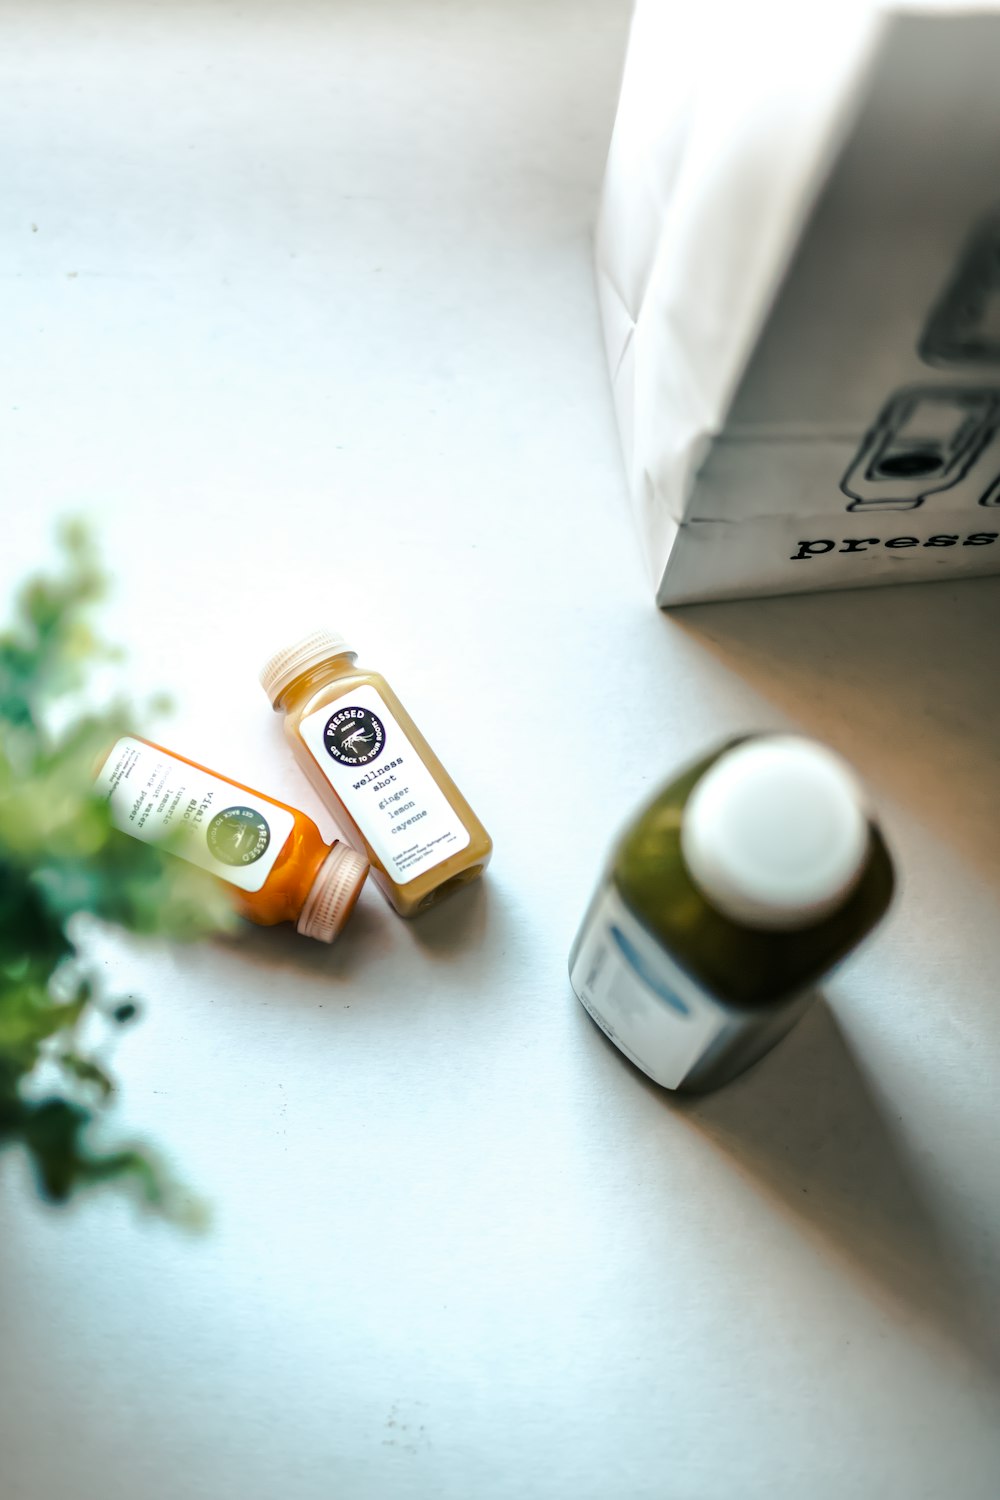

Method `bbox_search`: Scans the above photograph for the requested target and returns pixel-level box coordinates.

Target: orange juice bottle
[95,736,369,942]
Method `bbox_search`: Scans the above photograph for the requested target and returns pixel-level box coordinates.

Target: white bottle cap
[297,841,369,943]
[260,629,354,709]
[680,736,870,930]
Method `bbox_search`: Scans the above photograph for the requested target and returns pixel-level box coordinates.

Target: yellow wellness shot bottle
[260,631,492,917]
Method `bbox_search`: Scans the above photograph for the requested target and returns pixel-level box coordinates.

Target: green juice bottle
[569,735,895,1093]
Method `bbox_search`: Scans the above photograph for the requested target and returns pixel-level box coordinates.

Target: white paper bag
[597,0,1000,604]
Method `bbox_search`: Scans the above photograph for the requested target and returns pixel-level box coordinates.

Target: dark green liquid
[614,741,895,1012]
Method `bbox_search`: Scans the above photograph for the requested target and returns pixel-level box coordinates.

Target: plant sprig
[0,523,232,1217]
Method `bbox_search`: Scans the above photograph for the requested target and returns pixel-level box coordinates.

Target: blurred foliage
[0,522,232,1219]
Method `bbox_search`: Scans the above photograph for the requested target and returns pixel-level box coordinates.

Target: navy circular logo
[324,706,385,767]
[206,806,271,866]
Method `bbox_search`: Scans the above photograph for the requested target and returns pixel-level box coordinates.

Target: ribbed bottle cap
[680,736,870,930]
[296,841,369,943]
[260,629,354,709]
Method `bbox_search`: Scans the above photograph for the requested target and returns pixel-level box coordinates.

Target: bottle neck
[276,653,358,714]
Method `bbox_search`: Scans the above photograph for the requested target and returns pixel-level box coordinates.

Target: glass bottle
[569,735,895,1092]
[96,736,369,942]
[260,630,492,917]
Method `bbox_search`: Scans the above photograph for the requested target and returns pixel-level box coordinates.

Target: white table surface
[2,4,999,1498]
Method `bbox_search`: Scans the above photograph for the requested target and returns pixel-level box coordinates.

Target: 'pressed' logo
[324,706,386,767]
[206,806,271,866]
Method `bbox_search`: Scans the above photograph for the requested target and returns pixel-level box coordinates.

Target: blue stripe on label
[610,925,690,1015]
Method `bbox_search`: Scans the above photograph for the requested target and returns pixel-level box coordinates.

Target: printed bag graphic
[920,207,1000,369]
[596,1,1000,604]
[841,386,1000,512]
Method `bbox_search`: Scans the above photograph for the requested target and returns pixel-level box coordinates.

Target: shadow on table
[672,999,1000,1378]
[405,876,491,958]
[210,869,493,984]
[209,883,388,981]
[667,575,1000,883]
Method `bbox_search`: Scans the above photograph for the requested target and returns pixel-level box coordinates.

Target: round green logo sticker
[206,805,272,867]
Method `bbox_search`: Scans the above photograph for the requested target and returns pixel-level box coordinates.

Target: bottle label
[569,881,726,1090]
[299,685,470,884]
[96,737,295,894]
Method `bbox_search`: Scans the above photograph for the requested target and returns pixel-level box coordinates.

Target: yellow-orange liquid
[276,658,492,917]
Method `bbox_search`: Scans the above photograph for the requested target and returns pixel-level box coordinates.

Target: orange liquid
[97,737,335,928]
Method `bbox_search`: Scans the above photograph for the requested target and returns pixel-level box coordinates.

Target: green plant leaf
[0,524,231,1220]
